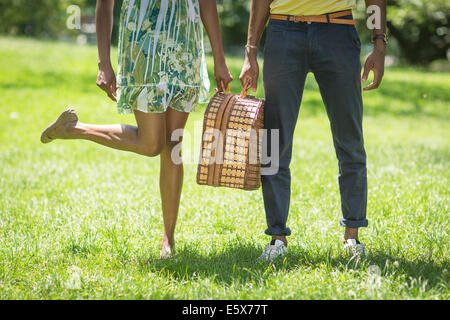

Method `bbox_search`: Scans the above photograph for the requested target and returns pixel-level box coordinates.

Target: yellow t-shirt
[270,0,356,16]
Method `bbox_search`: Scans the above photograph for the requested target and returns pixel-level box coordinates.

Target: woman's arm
[239,0,271,92]
[95,0,116,101]
[198,0,232,92]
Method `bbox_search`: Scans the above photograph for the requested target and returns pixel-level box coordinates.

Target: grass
[0,36,449,299]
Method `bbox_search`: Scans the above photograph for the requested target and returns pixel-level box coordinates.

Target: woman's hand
[95,0,115,101]
[198,0,232,92]
[96,63,117,101]
[214,60,233,92]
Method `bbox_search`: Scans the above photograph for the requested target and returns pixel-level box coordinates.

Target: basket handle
[240,77,252,98]
[219,81,231,94]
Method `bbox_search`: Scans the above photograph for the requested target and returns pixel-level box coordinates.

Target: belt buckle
[292,15,304,23]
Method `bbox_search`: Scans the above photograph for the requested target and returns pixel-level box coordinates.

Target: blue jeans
[261,15,368,236]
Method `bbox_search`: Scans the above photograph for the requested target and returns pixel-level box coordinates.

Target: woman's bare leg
[43,108,189,258]
[159,107,189,257]
[47,110,166,157]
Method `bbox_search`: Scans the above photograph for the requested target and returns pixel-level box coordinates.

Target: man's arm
[239,0,271,92]
[95,0,116,101]
[362,0,386,91]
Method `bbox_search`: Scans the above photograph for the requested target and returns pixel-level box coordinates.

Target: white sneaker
[259,239,287,262]
[343,239,366,257]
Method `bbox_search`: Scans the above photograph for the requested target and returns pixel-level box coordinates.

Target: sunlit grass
[0,37,449,299]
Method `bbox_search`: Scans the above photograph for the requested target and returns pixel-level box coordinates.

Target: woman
[40,0,233,259]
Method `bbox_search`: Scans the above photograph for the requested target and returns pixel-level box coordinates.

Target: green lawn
[0,36,449,299]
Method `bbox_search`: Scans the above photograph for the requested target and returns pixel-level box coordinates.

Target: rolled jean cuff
[339,218,368,228]
[264,227,292,236]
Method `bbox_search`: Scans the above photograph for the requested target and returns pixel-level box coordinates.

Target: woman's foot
[159,240,175,260]
[40,108,78,143]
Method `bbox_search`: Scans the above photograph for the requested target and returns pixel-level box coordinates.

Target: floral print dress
[116,0,210,114]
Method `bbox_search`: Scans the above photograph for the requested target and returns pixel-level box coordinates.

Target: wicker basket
[197,88,264,190]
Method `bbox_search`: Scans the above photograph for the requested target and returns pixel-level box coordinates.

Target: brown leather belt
[269,9,356,25]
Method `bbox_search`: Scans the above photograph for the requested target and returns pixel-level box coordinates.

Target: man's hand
[96,63,117,101]
[239,0,270,92]
[239,50,259,92]
[362,0,387,91]
[362,44,385,91]
[214,60,233,92]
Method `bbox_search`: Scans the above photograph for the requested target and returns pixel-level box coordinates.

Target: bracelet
[372,33,388,44]
[245,44,258,50]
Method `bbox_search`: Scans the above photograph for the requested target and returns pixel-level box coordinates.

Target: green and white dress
[116,0,210,114]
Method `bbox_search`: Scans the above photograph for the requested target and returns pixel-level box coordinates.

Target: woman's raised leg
[41,107,190,259]
[41,109,166,157]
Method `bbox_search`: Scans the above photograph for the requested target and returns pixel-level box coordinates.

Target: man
[240,0,387,261]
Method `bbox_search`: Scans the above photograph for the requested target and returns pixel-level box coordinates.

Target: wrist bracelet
[372,33,388,44]
[245,44,258,50]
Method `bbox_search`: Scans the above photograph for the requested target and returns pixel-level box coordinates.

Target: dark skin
[361,0,387,91]
[95,0,232,256]
[49,0,233,258]
[239,0,387,246]
[96,0,233,101]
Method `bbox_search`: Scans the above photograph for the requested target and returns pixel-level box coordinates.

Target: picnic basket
[196,82,265,190]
